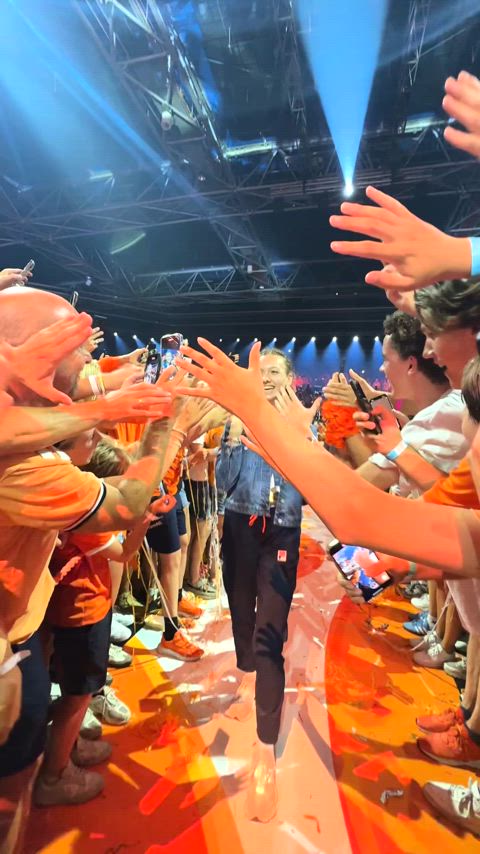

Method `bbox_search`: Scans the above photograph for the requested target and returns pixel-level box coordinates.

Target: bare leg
[441,602,463,655]
[159,550,181,620]
[463,635,480,714]
[428,581,437,619]
[41,695,91,779]
[435,583,447,640]
[189,519,213,586]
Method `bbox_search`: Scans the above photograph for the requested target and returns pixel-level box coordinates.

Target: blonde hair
[81,437,131,478]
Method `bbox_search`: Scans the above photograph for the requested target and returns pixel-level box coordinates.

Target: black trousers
[222,509,301,744]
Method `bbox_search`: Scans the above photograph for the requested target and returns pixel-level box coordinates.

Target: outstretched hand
[4,312,93,405]
[274,385,319,435]
[329,186,471,291]
[443,70,480,159]
[178,338,265,420]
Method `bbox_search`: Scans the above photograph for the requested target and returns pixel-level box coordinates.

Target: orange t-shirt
[422,457,479,510]
[0,449,104,643]
[47,531,117,627]
[163,447,184,496]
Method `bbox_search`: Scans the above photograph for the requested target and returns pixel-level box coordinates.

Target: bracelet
[385,439,409,461]
[88,374,105,397]
[406,561,417,580]
[468,236,480,277]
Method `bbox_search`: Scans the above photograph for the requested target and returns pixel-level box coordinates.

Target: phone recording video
[144,348,160,384]
[160,332,183,373]
[328,540,392,602]
[349,379,382,434]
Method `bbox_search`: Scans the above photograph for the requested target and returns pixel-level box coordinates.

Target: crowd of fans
[1,68,480,850]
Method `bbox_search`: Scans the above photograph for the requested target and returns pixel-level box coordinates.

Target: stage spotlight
[236,338,240,343]
[310,336,316,342]
[292,337,296,343]
[273,337,277,343]
[254,337,258,342]
[114,331,118,336]
[343,179,354,198]
[332,336,337,343]
[219,338,223,343]
[374,335,379,341]
[353,335,359,342]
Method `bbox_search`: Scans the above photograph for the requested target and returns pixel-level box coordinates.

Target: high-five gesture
[330,186,472,291]
[179,338,265,420]
[274,385,320,436]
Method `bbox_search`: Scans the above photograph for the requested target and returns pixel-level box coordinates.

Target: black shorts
[185,479,213,520]
[146,496,187,555]
[50,609,112,696]
[0,631,50,777]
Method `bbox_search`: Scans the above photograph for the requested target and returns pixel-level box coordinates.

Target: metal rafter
[75,0,283,291]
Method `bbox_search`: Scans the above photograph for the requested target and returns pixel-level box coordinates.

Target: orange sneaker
[416,707,465,734]
[178,597,203,619]
[157,632,204,662]
[418,724,480,769]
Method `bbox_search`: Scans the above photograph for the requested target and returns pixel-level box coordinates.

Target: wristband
[469,236,480,276]
[385,439,409,461]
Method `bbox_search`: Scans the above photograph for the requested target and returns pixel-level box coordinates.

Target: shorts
[177,481,189,510]
[0,632,50,777]
[146,496,187,554]
[185,479,213,520]
[50,609,112,696]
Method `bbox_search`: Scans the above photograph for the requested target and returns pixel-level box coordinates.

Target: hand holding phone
[328,539,393,602]
[160,332,183,373]
[349,379,382,434]
[144,349,160,384]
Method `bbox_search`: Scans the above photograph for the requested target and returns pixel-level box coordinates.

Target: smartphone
[144,348,160,384]
[22,259,35,275]
[350,379,382,434]
[328,539,393,602]
[160,332,183,372]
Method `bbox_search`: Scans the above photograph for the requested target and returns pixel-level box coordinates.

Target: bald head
[0,287,77,346]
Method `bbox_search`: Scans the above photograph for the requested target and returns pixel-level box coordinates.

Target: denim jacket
[216,422,306,528]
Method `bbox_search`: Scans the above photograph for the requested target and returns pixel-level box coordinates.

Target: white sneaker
[71,736,112,767]
[110,617,132,645]
[413,641,455,669]
[411,593,430,611]
[409,628,438,650]
[112,610,135,627]
[108,643,132,668]
[34,760,104,807]
[79,707,103,741]
[90,687,131,726]
[423,778,480,836]
[444,658,467,681]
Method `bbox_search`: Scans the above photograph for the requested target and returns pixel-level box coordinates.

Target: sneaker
[184,578,216,600]
[144,611,165,631]
[105,672,113,687]
[79,707,103,741]
[411,594,430,611]
[455,639,468,656]
[404,611,434,636]
[108,644,132,668]
[110,617,132,646]
[112,610,135,627]
[90,687,131,726]
[116,591,144,620]
[416,707,465,734]
[71,736,112,767]
[444,658,467,682]
[34,760,104,807]
[178,597,204,619]
[418,724,480,769]
[157,631,204,662]
[402,580,428,600]
[413,641,455,669]
[423,777,480,836]
[409,628,438,650]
